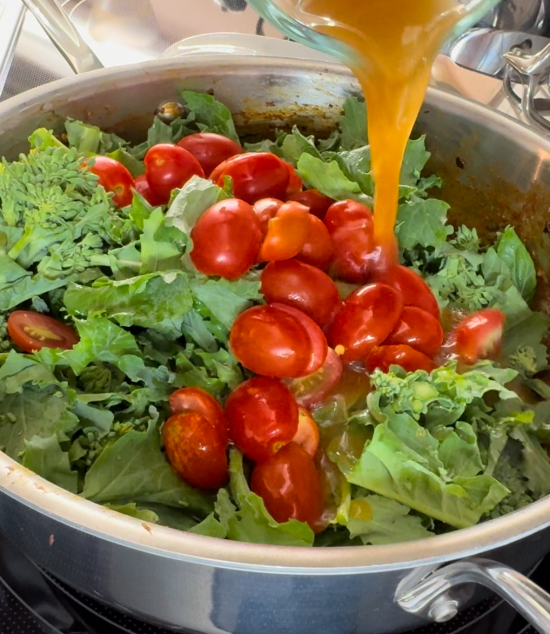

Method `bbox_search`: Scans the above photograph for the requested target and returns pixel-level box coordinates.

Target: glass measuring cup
[246,0,503,65]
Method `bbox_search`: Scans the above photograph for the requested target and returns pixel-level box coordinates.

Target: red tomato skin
[212,153,290,204]
[455,309,505,365]
[324,200,373,234]
[134,174,165,207]
[251,442,324,531]
[385,306,444,358]
[285,163,303,196]
[327,284,403,362]
[169,387,227,444]
[285,348,343,409]
[258,202,311,262]
[86,156,135,207]
[190,199,262,280]
[261,260,341,328]
[230,305,314,378]
[375,265,440,320]
[7,311,79,353]
[177,133,242,176]
[366,345,437,374]
[162,412,228,491]
[329,224,375,284]
[225,377,299,462]
[296,216,334,271]
[289,190,333,219]
[253,198,283,235]
[144,143,205,204]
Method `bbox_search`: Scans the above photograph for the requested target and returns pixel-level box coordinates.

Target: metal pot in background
[477,0,547,33]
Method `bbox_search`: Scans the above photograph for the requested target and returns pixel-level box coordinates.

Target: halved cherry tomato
[211,153,290,204]
[225,377,298,462]
[261,260,340,327]
[324,200,373,234]
[454,309,505,365]
[328,284,403,362]
[385,306,444,358]
[85,156,134,208]
[365,345,437,374]
[169,387,227,443]
[259,202,311,262]
[293,408,320,457]
[190,199,262,280]
[177,132,242,176]
[7,311,79,353]
[253,198,283,235]
[231,305,317,378]
[330,224,375,283]
[285,163,303,196]
[162,412,228,491]
[251,442,324,531]
[285,348,343,409]
[289,190,334,219]
[134,174,165,207]
[375,265,440,320]
[296,216,334,271]
[144,143,205,204]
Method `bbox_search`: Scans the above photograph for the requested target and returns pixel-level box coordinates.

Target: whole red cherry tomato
[258,202,311,262]
[330,224,375,283]
[177,132,242,176]
[190,199,262,280]
[285,163,303,196]
[85,156,134,208]
[261,260,340,327]
[327,284,403,362]
[230,304,326,378]
[375,265,440,320]
[296,216,334,271]
[365,345,437,375]
[7,311,79,353]
[134,174,165,207]
[293,408,320,457]
[144,143,205,204]
[385,306,444,358]
[324,200,373,234]
[285,348,343,409]
[251,442,324,531]
[162,412,228,491]
[225,377,298,462]
[169,387,227,443]
[289,190,334,219]
[253,198,283,235]
[211,153,290,204]
[454,309,505,365]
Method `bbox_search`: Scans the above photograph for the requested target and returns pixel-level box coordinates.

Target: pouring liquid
[298,0,464,265]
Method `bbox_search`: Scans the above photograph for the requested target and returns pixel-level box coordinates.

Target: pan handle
[396,557,550,634]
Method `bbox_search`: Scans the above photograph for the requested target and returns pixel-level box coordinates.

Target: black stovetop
[0,531,540,634]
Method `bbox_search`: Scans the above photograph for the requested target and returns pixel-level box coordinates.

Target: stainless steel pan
[2,56,550,634]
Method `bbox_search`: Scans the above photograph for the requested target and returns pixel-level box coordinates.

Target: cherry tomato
[8,311,79,353]
[289,190,334,219]
[162,412,228,491]
[454,309,505,365]
[296,215,334,271]
[225,377,298,462]
[169,387,227,443]
[211,153,290,204]
[85,156,134,208]
[365,345,437,374]
[144,143,205,204]
[285,163,303,196]
[251,442,324,531]
[327,284,403,362]
[293,408,320,457]
[385,306,444,358]
[190,199,262,280]
[258,202,311,262]
[230,304,326,379]
[324,200,373,234]
[253,198,283,235]
[286,348,344,409]
[375,265,440,320]
[134,174,165,207]
[177,132,242,176]
[261,260,340,328]
[330,224,375,284]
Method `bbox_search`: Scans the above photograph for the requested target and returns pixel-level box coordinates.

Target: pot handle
[395,557,550,634]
